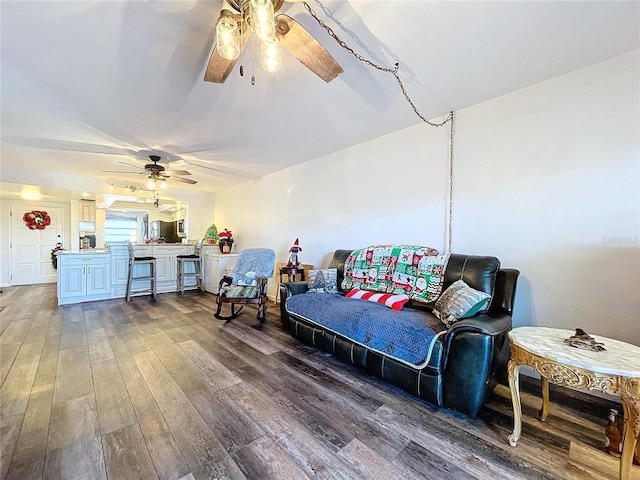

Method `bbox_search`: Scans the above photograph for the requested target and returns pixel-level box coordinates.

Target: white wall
[215,51,640,345]
[178,191,217,243]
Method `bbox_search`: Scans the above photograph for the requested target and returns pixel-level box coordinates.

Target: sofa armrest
[440,313,512,416]
[446,312,512,338]
[280,281,309,298]
[279,281,309,330]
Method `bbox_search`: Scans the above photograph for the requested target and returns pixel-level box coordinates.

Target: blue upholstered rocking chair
[214,248,276,328]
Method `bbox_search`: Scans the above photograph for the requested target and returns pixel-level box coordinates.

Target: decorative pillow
[433,279,491,327]
[239,271,258,286]
[345,288,409,311]
[307,268,338,294]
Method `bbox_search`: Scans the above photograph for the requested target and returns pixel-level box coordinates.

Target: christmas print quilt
[341,245,450,304]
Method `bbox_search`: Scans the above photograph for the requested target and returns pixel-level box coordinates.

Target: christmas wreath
[23,210,51,230]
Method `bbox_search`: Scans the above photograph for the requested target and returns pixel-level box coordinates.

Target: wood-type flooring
[0,284,625,479]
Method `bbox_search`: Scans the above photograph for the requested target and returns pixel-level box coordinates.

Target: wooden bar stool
[176,240,203,294]
[125,242,157,301]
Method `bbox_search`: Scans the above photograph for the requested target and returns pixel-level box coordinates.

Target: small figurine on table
[287,238,302,268]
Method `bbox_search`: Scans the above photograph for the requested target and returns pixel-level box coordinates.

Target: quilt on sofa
[342,245,449,304]
[286,292,447,366]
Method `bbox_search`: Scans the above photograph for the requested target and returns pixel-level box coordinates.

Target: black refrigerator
[150,221,180,243]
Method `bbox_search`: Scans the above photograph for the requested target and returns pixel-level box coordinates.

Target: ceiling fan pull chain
[302,1,451,129]
[251,28,257,85]
[303,1,455,252]
[239,19,245,76]
[446,111,455,253]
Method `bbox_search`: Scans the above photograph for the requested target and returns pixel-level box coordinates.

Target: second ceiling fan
[104,155,198,187]
[204,0,343,84]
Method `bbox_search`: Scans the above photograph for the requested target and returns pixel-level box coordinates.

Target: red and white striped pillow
[345,288,409,311]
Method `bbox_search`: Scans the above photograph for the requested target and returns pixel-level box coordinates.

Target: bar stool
[176,240,203,294]
[125,242,157,301]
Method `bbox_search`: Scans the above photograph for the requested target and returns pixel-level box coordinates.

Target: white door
[11,204,64,285]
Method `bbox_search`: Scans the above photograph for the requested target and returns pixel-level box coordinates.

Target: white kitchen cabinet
[80,200,96,222]
[108,243,194,297]
[203,252,238,294]
[109,244,151,298]
[57,253,110,305]
[152,245,194,293]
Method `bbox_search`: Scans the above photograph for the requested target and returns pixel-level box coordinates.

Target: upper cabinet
[172,208,186,222]
[80,199,96,223]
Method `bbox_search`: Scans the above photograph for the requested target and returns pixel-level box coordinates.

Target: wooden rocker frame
[214,275,270,328]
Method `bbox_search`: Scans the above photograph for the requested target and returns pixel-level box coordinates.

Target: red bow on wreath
[23,210,51,230]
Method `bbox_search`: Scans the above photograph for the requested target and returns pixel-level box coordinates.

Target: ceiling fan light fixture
[216,9,241,60]
[147,176,156,190]
[261,35,281,72]
[249,0,275,41]
[159,179,168,190]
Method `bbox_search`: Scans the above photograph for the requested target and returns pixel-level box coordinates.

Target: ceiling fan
[104,154,198,187]
[204,0,343,84]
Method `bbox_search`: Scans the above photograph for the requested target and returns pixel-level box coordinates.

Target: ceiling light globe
[261,35,281,72]
[159,180,168,190]
[216,11,240,60]
[250,0,275,41]
[147,177,156,189]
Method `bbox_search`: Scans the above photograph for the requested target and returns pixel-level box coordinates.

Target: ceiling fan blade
[118,160,146,170]
[1,135,137,156]
[170,176,198,185]
[103,170,146,175]
[164,170,191,176]
[183,159,255,178]
[203,27,250,83]
[276,14,343,83]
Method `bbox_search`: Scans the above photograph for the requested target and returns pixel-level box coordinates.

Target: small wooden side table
[507,326,640,480]
[279,266,306,283]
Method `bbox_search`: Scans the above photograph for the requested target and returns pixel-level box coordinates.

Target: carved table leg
[508,359,522,447]
[539,376,549,422]
[619,379,640,480]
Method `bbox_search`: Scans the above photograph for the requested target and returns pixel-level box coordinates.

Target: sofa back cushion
[444,254,500,297]
[328,249,354,293]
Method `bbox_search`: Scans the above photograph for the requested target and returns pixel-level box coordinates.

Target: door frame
[5,200,71,286]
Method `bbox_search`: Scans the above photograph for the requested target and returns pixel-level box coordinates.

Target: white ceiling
[1,1,638,202]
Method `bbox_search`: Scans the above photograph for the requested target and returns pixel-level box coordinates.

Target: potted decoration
[203,224,219,244]
[218,229,234,254]
[50,242,63,269]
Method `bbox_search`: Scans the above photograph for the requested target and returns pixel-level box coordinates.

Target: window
[105,213,138,243]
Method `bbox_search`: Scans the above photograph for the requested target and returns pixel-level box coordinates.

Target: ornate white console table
[507,326,640,480]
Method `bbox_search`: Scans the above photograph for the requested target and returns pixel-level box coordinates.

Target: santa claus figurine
[287,238,302,268]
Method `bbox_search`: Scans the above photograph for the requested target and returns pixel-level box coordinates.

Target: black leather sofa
[279,249,519,416]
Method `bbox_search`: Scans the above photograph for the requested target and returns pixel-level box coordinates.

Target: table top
[280,266,305,272]
[509,327,640,377]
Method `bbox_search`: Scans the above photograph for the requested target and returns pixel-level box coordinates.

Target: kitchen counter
[57,249,109,255]
[56,243,198,305]
[56,244,188,255]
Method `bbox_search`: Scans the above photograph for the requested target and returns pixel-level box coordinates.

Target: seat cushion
[286,293,446,366]
[220,285,259,298]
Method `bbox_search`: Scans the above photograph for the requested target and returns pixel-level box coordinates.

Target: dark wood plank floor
[0,284,624,479]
